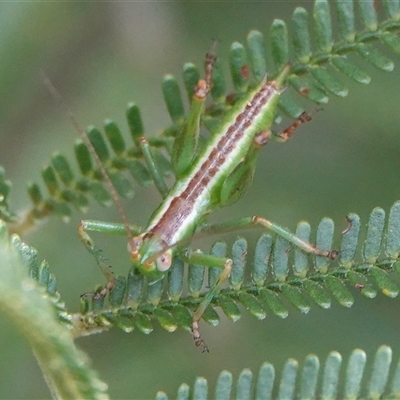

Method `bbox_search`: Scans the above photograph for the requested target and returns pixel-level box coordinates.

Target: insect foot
[80,279,115,301]
[191,321,210,353]
[276,111,313,142]
[327,249,339,260]
[189,259,232,352]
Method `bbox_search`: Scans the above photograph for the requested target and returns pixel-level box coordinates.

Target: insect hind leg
[252,216,337,259]
[200,216,338,260]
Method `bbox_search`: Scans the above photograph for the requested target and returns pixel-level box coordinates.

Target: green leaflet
[155,346,399,400]
[13,0,399,224]
[71,200,400,336]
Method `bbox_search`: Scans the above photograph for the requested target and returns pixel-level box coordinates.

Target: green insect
[47,50,336,351]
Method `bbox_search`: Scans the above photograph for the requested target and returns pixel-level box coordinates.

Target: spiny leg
[200,216,337,259]
[248,109,320,150]
[182,250,233,352]
[272,108,321,143]
[204,48,217,89]
[78,220,143,299]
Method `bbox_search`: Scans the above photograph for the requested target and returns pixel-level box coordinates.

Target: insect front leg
[78,220,143,298]
[182,250,233,353]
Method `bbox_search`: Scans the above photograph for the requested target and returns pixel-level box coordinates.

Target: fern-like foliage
[1,1,400,397]
[0,221,108,399]
[72,201,400,337]
[154,346,400,400]
[6,155,400,338]
[10,0,400,230]
[4,197,400,398]
[0,0,397,340]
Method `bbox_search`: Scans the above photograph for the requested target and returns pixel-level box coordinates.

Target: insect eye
[156,251,172,272]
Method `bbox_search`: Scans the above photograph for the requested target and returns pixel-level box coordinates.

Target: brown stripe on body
[148,81,278,245]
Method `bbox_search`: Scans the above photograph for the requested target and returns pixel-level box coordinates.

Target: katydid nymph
[45,51,336,352]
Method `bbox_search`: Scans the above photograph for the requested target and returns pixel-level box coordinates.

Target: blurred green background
[1,1,400,399]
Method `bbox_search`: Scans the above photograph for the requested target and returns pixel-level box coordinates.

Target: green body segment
[135,66,290,273]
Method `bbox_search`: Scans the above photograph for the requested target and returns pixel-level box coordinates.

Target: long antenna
[41,70,132,239]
